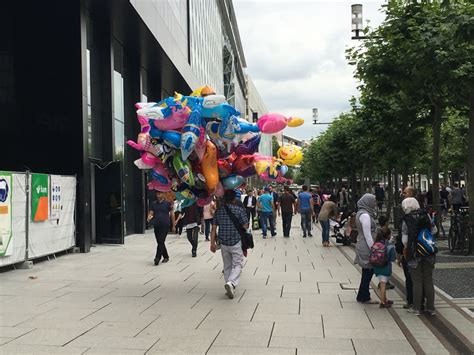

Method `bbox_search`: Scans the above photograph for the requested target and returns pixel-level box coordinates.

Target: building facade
[0,0,247,252]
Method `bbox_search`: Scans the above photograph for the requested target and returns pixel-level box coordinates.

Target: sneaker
[162,258,169,263]
[308,234,313,237]
[379,302,392,308]
[386,300,394,305]
[192,252,197,257]
[271,233,277,237]
[262,235,267,239]
[303,235,307,238]
[205,238,210,241]
[403,303,413,309]
[224,282,234,299]
[387,282,395,290]
[154,259,159,266]
[425,309,437,316]
[407,308,421,316]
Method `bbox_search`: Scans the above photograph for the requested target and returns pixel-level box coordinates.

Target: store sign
[0,172,12,256]
[31,173,49,222]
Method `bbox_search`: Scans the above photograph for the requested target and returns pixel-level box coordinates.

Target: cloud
[234,0,386,140]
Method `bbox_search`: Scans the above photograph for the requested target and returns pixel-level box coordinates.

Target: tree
[271,136,280,158]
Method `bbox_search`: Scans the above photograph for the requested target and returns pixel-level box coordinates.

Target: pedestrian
[279,185,296,238]
[203,199,216,241]
[450,183,464,212]
[268,185,280,227]
[147,191,175,265]
[318,195,338,247]
[181,203,203,257]
[296,185,314,238]
[339,187,349,212]
[312,188,321,223]
[354,193,378,304]
[373,226,396,308]
[174,200,184,236]
[375,183,385,211]
[243,189,257,223]
[257,187,276,238]
[210,190,249,299]
[401,197,437,316]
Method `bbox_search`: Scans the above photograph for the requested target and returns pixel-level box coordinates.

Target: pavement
[0,215,473,354]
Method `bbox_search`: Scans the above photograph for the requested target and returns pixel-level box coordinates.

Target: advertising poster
[31,173,49,222]
[0,172,12,256]
[50,175,61,220]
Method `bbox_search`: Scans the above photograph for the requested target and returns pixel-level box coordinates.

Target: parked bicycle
[448,206,471,255]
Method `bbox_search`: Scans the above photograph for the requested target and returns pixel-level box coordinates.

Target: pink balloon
[257,113,288,134]
[153,106,189,130]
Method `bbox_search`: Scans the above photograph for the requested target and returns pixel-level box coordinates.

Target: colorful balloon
[277,145,303,166]
[181,104,202,160]
[221,174,245,189]
[202,141,219,192]
[231,134,261,155]
[172,153,195,186]
[287,117,304,127]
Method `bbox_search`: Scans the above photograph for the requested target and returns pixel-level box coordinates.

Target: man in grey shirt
[450,183,465,212]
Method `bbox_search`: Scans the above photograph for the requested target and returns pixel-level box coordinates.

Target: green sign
[31,173,49,222]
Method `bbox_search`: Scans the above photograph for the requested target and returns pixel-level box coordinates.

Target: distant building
[282,134,307,148]
[0,0,247,252]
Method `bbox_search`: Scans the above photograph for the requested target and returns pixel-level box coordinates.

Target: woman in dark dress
[147,191,175,265]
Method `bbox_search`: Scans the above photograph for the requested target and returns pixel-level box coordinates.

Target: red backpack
[369,241,388,267]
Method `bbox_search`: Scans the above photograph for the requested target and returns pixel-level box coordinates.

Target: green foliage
[271,136,280,158]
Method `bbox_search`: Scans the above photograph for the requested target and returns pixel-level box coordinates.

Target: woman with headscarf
[354,193,378,303]
[401,197,436,316]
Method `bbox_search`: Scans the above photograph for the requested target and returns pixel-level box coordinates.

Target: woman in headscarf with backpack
[354,193,378,304]
[401,197,437,316]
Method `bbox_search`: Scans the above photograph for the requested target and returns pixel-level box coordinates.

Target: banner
[31,173,49,222]
[50,175,61,220]
[0,172,13,256]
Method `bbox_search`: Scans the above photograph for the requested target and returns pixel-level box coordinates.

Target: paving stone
[352,339,415,354]
[270,336,354,350]
[0,344,88,354]
[10,328,86,346]
[207,346,295,354]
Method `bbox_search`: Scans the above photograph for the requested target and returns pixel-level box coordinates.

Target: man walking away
[450,183,464,212]
[268,185,280,227]
[257,187,276,238]
[279,186,296,238]
[210,190,249,299]
[375,183,385,211]
[297,185,314,238]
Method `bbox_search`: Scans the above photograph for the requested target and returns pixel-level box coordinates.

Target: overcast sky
[233,0,386,141]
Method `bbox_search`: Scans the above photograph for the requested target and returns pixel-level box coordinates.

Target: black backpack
[402,209,432,260]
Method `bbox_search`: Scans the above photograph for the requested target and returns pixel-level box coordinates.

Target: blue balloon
[221,174,245,189]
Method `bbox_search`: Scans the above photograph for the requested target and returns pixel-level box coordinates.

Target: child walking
[373,226,396,308]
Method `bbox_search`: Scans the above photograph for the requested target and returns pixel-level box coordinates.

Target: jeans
[401,257,413,305]
[300,210,312,236]
[320,219,330,242]
[186,226,199,255]
[260,211,275,237]
[204,218,213,239]
[356,268,374,302]
[282,212,293,237]
[153,224,169,262]
[410,256,435,311]
[221,242,244,287]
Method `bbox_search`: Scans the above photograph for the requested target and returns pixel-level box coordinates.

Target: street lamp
[351,4,366,40]
[312,108,332,125]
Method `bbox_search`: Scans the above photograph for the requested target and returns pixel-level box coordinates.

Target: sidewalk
[0,216,472,354]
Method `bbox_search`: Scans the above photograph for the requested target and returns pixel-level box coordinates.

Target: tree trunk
[431,104,442,212]
[467,88,474,254]
[360,164,366,195]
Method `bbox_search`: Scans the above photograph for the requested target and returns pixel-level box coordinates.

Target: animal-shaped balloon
[231,134,261,156]
[127,133,163,157]
[152,105,190,131]
[194,127,207,162]
[150,162,172,191]
[257,114,304,134]
[201,141,219,192]
[233,118,260,135]
[181,103,202,160]
[233,154,255,173]
[172,153,195,186]
[148,127,181,149]
[277,145,303,166]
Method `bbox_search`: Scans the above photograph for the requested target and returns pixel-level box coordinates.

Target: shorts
[377,275,389,283]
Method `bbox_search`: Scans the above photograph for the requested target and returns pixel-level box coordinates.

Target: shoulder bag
[224,205,254,250]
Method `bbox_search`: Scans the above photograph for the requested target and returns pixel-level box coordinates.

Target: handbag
[224,205,254,250]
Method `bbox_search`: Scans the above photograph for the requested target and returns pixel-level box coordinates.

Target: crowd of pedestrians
[145,181,466,310]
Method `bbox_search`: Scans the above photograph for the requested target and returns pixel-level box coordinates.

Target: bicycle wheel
[448,225,457,252]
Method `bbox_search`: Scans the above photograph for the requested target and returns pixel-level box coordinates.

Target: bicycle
[426,206,446,240]
[448,207,471,255]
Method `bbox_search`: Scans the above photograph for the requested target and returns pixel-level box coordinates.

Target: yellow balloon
[190,86,204,97]
[277,145,303,166]
[287,117,304,127]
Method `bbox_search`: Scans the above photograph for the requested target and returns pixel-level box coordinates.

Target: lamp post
[312,108,332,125]
[351,4,367,40]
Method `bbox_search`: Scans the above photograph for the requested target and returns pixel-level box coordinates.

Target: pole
[24,171,30,262]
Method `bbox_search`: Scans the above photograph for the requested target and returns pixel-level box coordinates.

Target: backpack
[415,228,437,257]
[369,241,388,267]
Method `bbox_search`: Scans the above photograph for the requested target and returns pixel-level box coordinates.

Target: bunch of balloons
[127,86,304,207]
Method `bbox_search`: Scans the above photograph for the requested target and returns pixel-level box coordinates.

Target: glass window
[113,70,124,160]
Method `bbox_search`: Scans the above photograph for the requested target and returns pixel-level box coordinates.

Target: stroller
[330,211,356,246]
